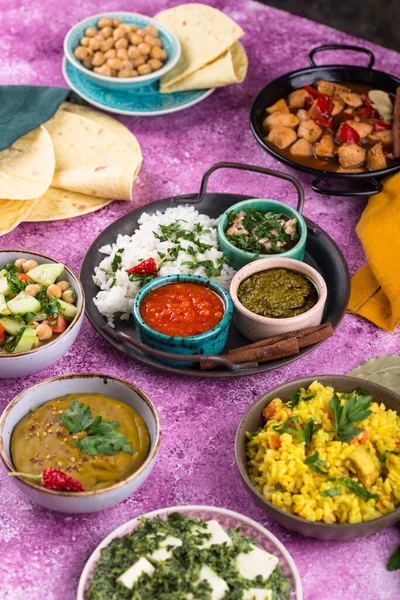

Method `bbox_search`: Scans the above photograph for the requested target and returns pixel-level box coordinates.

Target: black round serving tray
[80,162,350,378]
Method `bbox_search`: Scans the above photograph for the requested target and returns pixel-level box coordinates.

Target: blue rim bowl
[64,12,181,91]
[132,275,233,368]
[218,198,307,271]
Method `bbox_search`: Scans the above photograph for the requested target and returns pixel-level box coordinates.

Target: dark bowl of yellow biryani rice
[235,375,400,540]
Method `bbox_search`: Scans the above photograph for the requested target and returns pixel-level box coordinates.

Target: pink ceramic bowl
[230,257,328,342]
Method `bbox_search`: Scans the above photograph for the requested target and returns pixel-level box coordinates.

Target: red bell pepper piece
[313,117,334,129]
[339,123,360,144]
[126,257,158,275]
[49,314,67,333]
[354,106,379,119]
[315,95,333,118]
[9,468,85,492]
[373,121,392,131]
[16,273,32,281]
[303,84,321,99]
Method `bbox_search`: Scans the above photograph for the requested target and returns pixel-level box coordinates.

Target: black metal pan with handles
[250,44,400,197]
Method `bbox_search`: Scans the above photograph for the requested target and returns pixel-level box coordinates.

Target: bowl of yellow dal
[235,375,400,540]
[0,373,161,513]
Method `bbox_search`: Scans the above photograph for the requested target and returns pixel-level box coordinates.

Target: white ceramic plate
[77,505,302,599]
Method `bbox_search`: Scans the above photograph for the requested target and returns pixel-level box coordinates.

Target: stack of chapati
[0,103,142,235]
[155,4,248,93]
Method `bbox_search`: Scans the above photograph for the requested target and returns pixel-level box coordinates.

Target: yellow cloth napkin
[348,172,400,330]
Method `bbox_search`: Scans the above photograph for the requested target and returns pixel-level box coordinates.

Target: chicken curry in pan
[263,81,395,173]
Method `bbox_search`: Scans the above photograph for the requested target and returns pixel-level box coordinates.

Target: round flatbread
[26,187,112,222]
[155,3,244,92]
[160,41,248,93]
[0,126,55,200]
[43,110,142,201]
[0,198,38,235]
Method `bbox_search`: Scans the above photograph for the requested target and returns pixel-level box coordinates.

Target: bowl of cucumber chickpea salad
[0,250,84,378]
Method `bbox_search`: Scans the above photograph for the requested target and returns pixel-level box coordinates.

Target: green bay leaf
[346,355,400,395]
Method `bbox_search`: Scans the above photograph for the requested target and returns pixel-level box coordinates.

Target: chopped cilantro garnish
[329,389,373,443]
[305,452,329,475]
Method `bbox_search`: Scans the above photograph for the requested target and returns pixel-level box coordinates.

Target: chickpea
[137,63,152,76]
[92,51,106,67]
[25,284,40,297]
[113,26,127,40]
[104,48,117,60]
[97,17,112,29]
[132,55,146,68]
[136,28,147,37]
[115,37,128,50]
[113,18,122,27]
[150,46,167,61]
[127,45,140,59]
[94,31,105,41]
[23,260,39,273]
[85,27,97,38]
[117,48,129,60]
[129,23,138,32]
[74,46,88,61]
[94,65,111,76]
[107,58,123,71]
[33,336,40,348]
[138,42,151,56]
[121,59,134,70]
[89,37,102,51]
[110,69,118,77]
[153,37,162,47]
[100,37,115,52]
[80,36,90,47]
[129,32,143,46]
[118,68,133,78]
[36,323,53,341]
[82,57,93,69]
[145,24,158,37]
[62,289,77,304]
[85,47,94,57]
[147,58,163,71]
[57,280,70,292]
[144,35,158,47]
[101,26,113,39]
[14,258,26,270]
[47,284,62,299]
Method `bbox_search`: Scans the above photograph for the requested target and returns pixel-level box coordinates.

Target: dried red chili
[339,123,360,144]
[313,117,334,129]
[9,468,85,492]
[303,84,322,99]
[126,257,158,275]
[315,95,333,118]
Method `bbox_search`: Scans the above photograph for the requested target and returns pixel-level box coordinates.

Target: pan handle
[187,162,304,213]
[309,44,375,69]
[311,177,383,197]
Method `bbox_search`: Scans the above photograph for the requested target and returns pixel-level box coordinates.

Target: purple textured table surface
[1,0,400,598]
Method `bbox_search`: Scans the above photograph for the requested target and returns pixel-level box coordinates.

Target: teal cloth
[0,86,85,151]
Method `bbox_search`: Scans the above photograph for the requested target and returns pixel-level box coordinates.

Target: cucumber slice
[0,316,25,335]
[0,277,11,296]
[7,291,41,315]
[14,327,37,353]
[28,263,64,287]
[58,299,78,319]
[0,269,7,277]
[0,294,10,316]
[34,312,48,321]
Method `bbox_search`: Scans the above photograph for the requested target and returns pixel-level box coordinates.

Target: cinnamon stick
[393,87,400,159]
[200,337,299,370]
[227,323,333,357]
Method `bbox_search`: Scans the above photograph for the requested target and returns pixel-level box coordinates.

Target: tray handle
[186,162,304,213]
[312,177,383,197]
[309,44,375,69]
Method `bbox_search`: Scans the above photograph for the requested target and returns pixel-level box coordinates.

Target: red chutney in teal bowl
[139,282,224,337]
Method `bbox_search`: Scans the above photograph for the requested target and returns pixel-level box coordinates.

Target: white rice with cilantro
[93,205,236,326]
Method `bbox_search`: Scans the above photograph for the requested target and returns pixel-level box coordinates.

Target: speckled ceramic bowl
[77,505,303,600]
[218,198,307,271]
[64,12,181,91]
[230,257,328,342]
[0,373,162,513]
[0,250,84,378]
[235,375,400,540]
[132,274,233,367]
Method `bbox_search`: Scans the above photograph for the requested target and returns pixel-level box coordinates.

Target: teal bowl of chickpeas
[64,12,181,90]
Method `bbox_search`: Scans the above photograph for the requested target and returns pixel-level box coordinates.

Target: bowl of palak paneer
[0,373,161,513]
[230,257,328,342]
